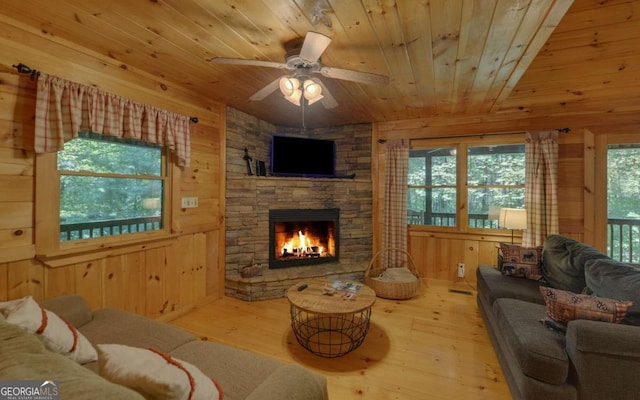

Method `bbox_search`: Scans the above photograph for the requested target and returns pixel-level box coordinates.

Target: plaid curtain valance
[34,72,191,166]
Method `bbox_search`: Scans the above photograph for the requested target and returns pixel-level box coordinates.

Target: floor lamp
[498,208,527,244]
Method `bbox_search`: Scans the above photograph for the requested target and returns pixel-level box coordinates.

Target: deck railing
[608,218,640,263]
[60,216,162,241]
[407,211,498,228]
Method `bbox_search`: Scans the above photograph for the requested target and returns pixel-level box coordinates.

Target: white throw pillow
[97,344,222,400]
[0,296,97,364]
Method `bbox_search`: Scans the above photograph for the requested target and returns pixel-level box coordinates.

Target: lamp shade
[498,208,527,230]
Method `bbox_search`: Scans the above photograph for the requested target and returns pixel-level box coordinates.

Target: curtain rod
[12,63,199,124]
[377,127,570,144]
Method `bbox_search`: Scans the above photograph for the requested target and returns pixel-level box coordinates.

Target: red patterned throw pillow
[539,287,634,332]
[500,243,544,281]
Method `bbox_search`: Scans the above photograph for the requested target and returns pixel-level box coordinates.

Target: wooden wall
[373,116,639,285]
[0,16,225,320]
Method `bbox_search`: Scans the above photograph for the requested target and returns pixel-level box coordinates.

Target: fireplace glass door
[269,208,339,269]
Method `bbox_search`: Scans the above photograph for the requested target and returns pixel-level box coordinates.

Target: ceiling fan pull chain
[302,97,306,131]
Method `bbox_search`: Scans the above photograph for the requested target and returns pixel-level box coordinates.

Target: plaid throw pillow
[539,287,633,333]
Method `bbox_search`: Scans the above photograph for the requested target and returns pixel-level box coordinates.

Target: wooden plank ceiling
[2,0,639,129]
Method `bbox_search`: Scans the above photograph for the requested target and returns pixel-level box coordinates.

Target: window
[408,138,525,230]
[607,143,640,262]
[408,147,457,226]
[55,132,167,243]
[467,144,525,228]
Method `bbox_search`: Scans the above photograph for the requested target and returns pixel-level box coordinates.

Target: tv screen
[271,135,336,177]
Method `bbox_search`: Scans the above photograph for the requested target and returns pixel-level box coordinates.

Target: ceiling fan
[210,32,389,109]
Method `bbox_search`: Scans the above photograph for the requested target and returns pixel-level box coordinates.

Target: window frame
[407,145,459,227]
[408,134,525,233]
[604,139,640,262]
[35,139,177,259]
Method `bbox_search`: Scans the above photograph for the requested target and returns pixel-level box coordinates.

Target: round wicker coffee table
[286,280,376,358]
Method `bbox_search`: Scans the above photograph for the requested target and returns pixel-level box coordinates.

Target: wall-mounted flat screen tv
[271,135,336,178]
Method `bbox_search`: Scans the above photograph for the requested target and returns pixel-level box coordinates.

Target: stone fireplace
[269,208,339,269]
[224,107,373,301]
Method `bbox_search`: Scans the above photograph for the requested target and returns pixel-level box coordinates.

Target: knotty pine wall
[0,18,225,320]
[373,116,639,285]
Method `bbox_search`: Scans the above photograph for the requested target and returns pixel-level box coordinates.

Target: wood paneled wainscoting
[408,231,505,286]
[0,232,219,320]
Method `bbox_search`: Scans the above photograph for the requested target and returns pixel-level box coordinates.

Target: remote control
[297,284,308,291]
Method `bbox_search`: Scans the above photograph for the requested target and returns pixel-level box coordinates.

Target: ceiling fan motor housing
[285,44,320,71]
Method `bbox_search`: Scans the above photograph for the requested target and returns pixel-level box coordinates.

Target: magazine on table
[331,280,362,293]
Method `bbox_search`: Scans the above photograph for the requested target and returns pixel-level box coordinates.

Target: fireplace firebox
[269,208,339,269]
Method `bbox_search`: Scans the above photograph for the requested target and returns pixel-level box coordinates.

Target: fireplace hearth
[269,208,339,269]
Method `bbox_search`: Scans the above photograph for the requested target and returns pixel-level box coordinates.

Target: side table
[286,280,376,358]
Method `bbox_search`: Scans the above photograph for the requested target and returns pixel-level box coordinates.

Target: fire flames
[281,230,325,258]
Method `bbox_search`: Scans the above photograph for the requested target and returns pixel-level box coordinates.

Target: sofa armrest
[567,319,640,357]
[565,320,640,400]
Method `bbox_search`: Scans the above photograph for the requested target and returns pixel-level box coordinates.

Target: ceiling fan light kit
[211,31,389,110]
[277,75,325,106]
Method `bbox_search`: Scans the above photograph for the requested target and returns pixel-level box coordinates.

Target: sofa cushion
[540,287,633,332]
[584,258,640,325]
[0,296,97,364]
[476,266,545,307]
[493,298,569,384]
[541,235,610,293]
[170,340,328,400]
[79,308,196,353]
[97,344,222,400]
[0,319,143,400]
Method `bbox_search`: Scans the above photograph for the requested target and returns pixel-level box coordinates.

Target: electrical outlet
[181,197,199,208]
[457,263,465,278]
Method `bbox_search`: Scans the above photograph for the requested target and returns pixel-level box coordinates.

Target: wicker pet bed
[364,248,421,300]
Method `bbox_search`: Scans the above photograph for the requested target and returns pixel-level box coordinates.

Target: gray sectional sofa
[0,295,328,400]
[477,234,640,400]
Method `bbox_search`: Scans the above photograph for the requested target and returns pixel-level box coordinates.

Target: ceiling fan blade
[210,57,288,70]
[315,80,338,109]
[249,78,281,101]
[318,66,389,86]
[299,32,332,63]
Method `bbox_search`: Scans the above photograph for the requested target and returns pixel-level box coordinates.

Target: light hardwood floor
[170,279,511,399]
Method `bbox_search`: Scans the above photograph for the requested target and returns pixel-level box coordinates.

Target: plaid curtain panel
[524,131,559,247]
[34,72,191,166]
[382,139,409,268]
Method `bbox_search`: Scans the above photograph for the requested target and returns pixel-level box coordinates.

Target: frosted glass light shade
[303,79,323,105]
[279,77,302,105]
